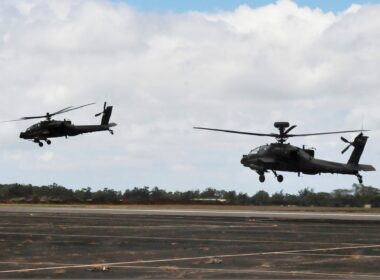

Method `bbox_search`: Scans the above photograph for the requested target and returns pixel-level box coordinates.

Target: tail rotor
[95,101,115,130]
[95,102,107,117]
[341,136,354,154]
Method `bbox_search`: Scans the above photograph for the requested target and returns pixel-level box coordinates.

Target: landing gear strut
[272,170,284,183]
[34,139,51,147]
[34,139,43,147]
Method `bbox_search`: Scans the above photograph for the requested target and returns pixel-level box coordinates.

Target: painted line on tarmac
[40,207,380,217]
[1,243,380,274]
[281,252,380,258]
[111,265,380,278]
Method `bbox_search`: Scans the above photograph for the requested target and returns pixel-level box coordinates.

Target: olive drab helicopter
[4,102,116,147]
[194,122,375,184]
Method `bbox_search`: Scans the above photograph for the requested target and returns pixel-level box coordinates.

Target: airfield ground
[1,206,380,278]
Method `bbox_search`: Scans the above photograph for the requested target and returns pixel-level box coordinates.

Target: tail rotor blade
[95,102,108,117]
[341,136,350,144]
[341,144,351,154]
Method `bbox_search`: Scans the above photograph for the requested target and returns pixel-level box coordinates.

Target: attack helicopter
[194,122,375,184]
[5,102,116,147]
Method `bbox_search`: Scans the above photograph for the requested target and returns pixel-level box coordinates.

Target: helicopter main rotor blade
[1,114,52,122]
[52,102,95,116]
[50,106,74,116]
[1,103,95,122]
[284,125,297,135]
[287,130,369,137]
[193,127,277,137]
[0,118,27,123]
[17,106,75,121]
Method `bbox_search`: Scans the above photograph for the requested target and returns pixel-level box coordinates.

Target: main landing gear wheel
[271,170,284,183]
[277,175,284,183]
[46,140,51,145]
[259,175,265,183]
[38,142,43,147]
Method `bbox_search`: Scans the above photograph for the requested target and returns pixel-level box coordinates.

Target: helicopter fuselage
[19,120,115,144]
[240,142,375,180]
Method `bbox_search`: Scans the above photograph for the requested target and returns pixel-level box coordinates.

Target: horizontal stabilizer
[358,164,376,172]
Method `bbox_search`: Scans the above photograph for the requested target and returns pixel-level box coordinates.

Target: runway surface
[1,206,380,278]
[1,205,380,220]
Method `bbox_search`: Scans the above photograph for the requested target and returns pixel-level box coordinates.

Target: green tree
[252,190,270,205]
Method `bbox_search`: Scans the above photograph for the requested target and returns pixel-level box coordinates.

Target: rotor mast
[274,122,294,144]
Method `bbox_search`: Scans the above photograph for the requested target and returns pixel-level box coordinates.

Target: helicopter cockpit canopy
[249,145,269,155]
[26,123,41,132]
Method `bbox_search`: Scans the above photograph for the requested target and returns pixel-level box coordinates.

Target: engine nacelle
[303,148,315,158]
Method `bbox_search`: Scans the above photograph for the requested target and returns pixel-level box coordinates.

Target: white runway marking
[1,243,380,274]
[282,252,380,258]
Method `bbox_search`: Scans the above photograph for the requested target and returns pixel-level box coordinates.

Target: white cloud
[0,0,378,193]
[37,151,54,162]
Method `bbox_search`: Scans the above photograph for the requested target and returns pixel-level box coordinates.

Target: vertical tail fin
[101,106,113,126]
[348,133,368,164]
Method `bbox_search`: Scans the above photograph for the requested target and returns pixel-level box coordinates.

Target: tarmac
[1,206,380,278]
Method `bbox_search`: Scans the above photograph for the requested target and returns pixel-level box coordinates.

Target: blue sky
[117,0,378,13]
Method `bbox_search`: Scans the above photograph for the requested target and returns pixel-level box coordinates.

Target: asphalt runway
[1,206,380,278]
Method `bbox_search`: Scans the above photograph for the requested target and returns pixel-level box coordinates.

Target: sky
[0,0,379,195]
[120,0,377,13]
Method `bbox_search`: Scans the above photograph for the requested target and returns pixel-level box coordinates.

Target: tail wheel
[259,175,265,183]
[357,174,363,184]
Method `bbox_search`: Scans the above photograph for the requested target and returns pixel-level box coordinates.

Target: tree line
[0,183,379,207]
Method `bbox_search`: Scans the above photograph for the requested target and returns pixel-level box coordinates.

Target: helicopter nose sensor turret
[19,132,26,139]
[241,155,248,165]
